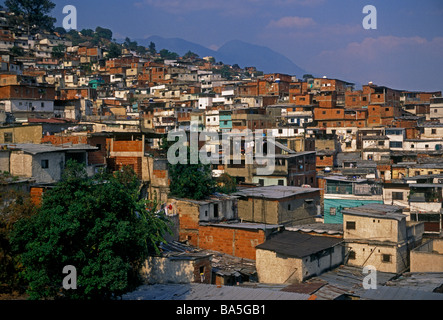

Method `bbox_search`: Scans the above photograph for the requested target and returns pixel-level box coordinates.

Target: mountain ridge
[134,35,308,77]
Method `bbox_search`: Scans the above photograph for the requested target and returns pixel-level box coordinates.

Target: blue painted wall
[324,198,383,224]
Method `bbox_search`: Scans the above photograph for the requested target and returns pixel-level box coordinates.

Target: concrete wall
[343,214,402,243]
[345,242,408,273]
[10,151,65,183]
[237,193,319,226]
[410,239,443,272]
[0,150,10,172]
[0,125,43,144]
[31,152,65,183]
[256,249,303,284]
[256,244,344,284]
[10,152,33,178]
[140,256,212,284]
[237,198,278,224]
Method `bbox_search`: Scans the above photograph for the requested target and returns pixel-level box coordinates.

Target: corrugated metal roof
[2,143,97,154]
[358,286,443,300]
[255,231,343,258]
[342,203,406,221]
[285,223,343,235]
[122,283,312,300]
[385,272,443,292]
[306,265,397,300]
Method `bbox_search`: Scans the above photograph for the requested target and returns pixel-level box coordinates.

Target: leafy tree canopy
[51,44,65,59]
[10,160,171,300]
[0,189,37,294]
[106,42,122,59]
[95,26,112,41]
[5,0,56,33]
[159,49,179,60]
[166,142,216,200]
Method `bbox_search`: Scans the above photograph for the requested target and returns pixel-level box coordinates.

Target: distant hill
[138,35,217,58]
[136,36,308,77]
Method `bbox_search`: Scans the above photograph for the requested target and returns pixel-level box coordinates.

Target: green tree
[167,146,215,200]
[11,160,171,300]
[54,27,67,36]
[51,44,65,59]
[148,41,156,55]
[136,45,147,56]
[10,46,24,57]
[95,26,113,40]
[106,42,122,59]
[5,0,56,33]
[0,189,37,294]
[159,49,179,60]
[216,173,237,194]
[80,29,94,37]
[123,37,138,51]
[183,50,199,60]
[66,29,82,46]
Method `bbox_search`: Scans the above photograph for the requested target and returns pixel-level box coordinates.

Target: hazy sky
[22,1,443,91]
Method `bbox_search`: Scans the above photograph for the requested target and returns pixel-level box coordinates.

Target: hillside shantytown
[0,6,442,301]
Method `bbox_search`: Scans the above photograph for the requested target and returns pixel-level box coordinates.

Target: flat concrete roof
[342,203,406,221]
[2,143,97,154]
[233,185,320,199]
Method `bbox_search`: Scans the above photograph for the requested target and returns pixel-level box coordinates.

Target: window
[4,132,12,143]
[41,159,49,168]
[382,254,391,263]
[378,141,385,146]
[348,251,356,260]
[392,192,403,200]
[390,141,403,148]
[259,179,264,186]
[330,207,336,216]
[346,221,356,230]
[213,203,219,218]
[278,180,284,186]
[288,204,291,210]
[432,129,437,135]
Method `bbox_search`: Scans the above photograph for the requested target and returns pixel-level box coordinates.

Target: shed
[255,231,344,284]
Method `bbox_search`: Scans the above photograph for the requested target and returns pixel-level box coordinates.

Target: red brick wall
[0,85,55,100]
[107,156,142,178]
[111,140,143,152]
[192,259,212,284]
[316,154,334,169]
[198,225,266,260]
[30,187,44,206]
